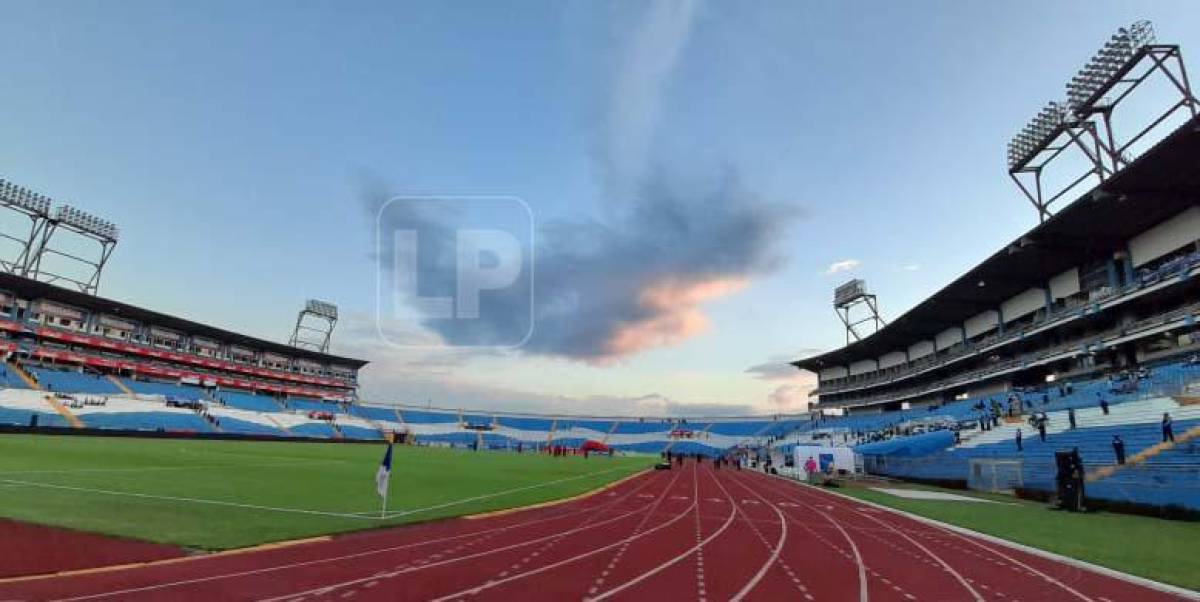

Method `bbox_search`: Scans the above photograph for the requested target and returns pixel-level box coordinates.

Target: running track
[0,461,1192,601]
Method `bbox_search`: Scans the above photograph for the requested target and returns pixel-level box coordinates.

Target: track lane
[747,471,1194,602]
[585,460,751,601]
[424,460,702,601]
[2,463,1194,602]
[0,468,663,602]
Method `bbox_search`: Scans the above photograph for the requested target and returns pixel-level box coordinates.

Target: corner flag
[376,443,393,500]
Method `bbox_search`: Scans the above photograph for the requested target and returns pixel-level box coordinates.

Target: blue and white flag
[376,443,393,499]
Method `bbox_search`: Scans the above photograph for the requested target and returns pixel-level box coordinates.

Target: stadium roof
[795,115,1200,373]
[0,272,368,368]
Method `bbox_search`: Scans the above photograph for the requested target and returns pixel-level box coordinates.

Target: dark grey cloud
[368,171,799,361]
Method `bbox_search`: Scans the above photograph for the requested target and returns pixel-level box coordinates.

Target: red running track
[0,461,1191,601]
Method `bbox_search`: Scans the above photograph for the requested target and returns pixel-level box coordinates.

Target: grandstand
[791,24,1200,513]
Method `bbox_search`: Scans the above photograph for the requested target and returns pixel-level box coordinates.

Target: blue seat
[28,368,121,394]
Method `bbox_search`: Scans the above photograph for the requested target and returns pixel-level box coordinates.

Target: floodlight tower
[0,179,53,274]
[24,205,120,295]
[289,299,339,353]
[834,279,885,345]
[1007,20,1198,223]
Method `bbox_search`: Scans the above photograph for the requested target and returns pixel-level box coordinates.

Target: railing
[817,256,1200,396]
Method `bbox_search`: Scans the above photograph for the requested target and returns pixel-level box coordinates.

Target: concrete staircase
[10,363,42,391]
[42,395,84,429]
[107,375,133,395]
[1088,423,1200,482]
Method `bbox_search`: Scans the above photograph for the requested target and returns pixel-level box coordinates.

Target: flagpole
[381,484,388,520]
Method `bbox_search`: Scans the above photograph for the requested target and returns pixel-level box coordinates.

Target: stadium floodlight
[1007,101,1072,169]
[0,179,52,216]
[305,299,339,321]
[54,204,118,241]
[1066,21,1156,112]
[291,299,340,353]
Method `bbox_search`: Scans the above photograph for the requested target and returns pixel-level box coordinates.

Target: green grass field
[0,434,653,550]
[833,481,1200,591]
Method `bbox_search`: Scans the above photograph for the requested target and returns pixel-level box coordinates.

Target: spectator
[1037,415,1047,442]
[1098,395,1109,415]
[1015,428,1023,451]
[803,456,818,483]
[1162,412,1175,443]
[1112,435,1126,465]
[1068,407,1076,430]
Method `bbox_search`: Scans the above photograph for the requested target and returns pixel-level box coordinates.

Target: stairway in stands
[1088,422,1200,482]
[107,375,134,395]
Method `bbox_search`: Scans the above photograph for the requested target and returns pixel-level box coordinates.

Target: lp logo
[376,196,534,349]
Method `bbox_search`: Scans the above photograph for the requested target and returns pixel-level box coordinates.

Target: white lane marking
[261,480,677,602]
[425,466,697,601]
[48,472,658,601]
[747,474,869,602]
[929,527,1095,602]
[770,473,1200,601]
[588,467,739,601]
[723,473,789,602]
[822,494,984,601]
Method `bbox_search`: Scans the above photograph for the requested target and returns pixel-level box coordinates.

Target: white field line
[0,459,348,476]
[53,473,659,601]
[2,465,633,523]
[344,466,631,518]
[0,478,378,521]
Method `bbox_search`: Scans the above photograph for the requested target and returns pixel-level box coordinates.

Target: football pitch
[0,434,654,550]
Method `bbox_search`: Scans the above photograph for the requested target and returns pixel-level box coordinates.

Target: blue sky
[1,1,1197,416]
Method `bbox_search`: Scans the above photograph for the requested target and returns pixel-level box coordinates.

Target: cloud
[604,0,702,192]
[901,263,921,272]
[766,384,812,412]
[824,259,860,275]
[368,174,795,362]
[364,0,800,364]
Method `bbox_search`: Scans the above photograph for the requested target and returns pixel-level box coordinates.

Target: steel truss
[1009,43,1198,223]
[290,300,339,353]
[835,294,886,346]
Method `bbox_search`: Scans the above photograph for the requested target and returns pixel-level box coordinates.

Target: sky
[1,0,1198,417]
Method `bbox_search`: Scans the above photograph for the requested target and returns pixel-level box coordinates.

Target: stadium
[2,13,1200,602]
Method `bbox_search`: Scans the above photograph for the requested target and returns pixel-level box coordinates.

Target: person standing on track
[803,456,818,483]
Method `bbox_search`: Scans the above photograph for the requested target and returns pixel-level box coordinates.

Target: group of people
[1013,405,1178,466]
[61,394,108,409]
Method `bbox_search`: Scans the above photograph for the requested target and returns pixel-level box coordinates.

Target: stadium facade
[0,268,804,450]
[794,115,1200,413]
[0,271,365,400]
